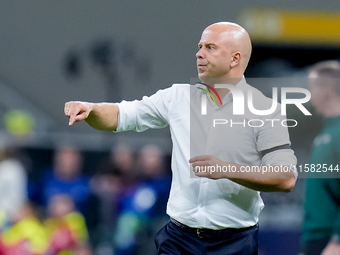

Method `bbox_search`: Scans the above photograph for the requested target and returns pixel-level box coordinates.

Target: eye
[208,45,215,50]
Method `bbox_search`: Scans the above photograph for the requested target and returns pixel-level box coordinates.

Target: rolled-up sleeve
[261,149,298,179]
[114,86,174,132]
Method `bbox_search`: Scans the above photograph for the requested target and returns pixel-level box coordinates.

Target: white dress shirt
[115,78,297,229]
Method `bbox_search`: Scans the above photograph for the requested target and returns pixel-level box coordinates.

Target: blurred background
[0,0,340,254]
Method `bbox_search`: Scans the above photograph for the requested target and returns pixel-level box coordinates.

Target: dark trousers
[155,220,258,255]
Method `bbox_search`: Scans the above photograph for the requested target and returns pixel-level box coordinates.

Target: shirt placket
[198,93,233,228]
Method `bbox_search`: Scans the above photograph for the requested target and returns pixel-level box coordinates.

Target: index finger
[68,105,79,125]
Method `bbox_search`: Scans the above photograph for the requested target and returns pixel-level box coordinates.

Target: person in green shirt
[300,60,340,255]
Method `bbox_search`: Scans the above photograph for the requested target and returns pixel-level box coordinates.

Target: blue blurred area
[259,229,301,255]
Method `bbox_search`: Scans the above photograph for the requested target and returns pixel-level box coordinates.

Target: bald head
[197,22,252,80]
[206,22,252,70]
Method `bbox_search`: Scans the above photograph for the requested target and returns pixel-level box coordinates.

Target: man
[33,147,91,214]
[65,22,296,254]
[300,61,340,255]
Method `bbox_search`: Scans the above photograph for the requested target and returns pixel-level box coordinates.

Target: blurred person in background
[89,145,125,253]
[94,143,137,204]
[1,202,48,255]
[31,146,91,215]
[114,144,171,255]
[0,142,27,227]
[137,144,171,221]
[89,144,138,254]
[300,60,340,255]
[111,144,137,190]
[44,194,91,255]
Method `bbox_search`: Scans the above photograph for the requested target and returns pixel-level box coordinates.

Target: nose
[196,47,204,59]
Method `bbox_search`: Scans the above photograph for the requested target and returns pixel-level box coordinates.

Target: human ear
[230,52,241,68]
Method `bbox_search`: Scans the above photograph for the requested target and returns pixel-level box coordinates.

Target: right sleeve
[114,86,174,132]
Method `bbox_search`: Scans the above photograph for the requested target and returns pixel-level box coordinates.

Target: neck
[322,97,340,118]
[200,77,243,103]
[201,77,242,86]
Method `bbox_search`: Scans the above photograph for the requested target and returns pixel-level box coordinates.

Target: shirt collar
[223,76,248,102]
[195,76,248,103]
[195,76,248,91]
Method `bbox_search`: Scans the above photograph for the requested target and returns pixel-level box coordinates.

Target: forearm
[85,103,119,131]
[65,101,119,131]
[227,167,295,192]
[190,155,296,192]
[213,163,295,192]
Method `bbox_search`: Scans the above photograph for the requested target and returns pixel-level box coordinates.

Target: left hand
[189,155,229,179]
[321,242,340,255]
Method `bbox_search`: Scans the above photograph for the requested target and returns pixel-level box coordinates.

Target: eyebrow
[198,43,217,48]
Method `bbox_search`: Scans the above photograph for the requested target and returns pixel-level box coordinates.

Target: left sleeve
[255,101,297,178]
[261,149,298,179]
[256,106,292,152]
